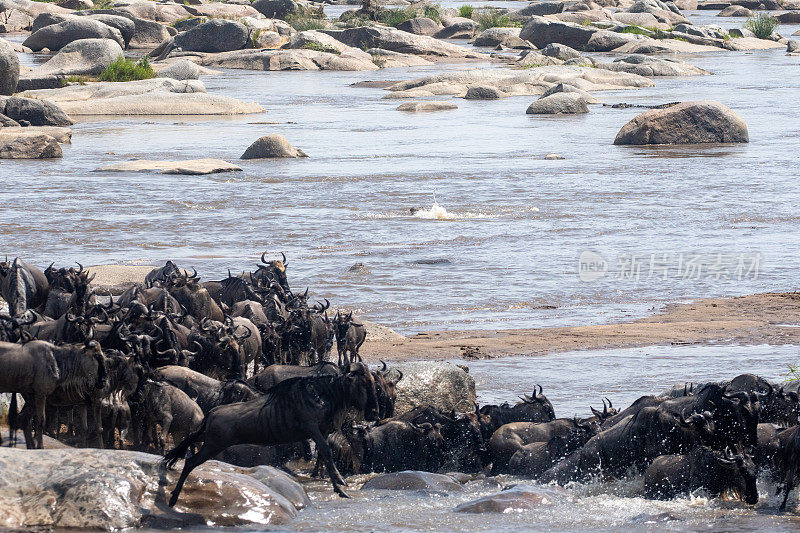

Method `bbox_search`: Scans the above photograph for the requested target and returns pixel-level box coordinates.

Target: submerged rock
[396,101,458,112]
[241,134,308,159]
[392,361,476,415]
[0,448,306,529]
[594,54,710,77]
[454,485,565,513]
[614,100,749,145]
[95,158,243,175]
[361,471,464,492]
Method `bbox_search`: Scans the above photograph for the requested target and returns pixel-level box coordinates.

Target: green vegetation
[250,27,262,48]
[286,14,328,31]
[99,56,156,82]
[475,10,520,30]
[786,363,800,382]
[458,4,473,18]
[745,12,778,39]
[618,25,653,35]
[380,7,414,27]
[171,15,197,27]
[422,4,441,22]
[301,41,341,54]
[57,75,90,87]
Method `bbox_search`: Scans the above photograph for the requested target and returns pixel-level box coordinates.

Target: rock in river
[0,132,62,159]
[0,38,20,96]
[241,134,308,159]
[526,92,590,114]
[0,96,73,126]
[95,158,243,175]
[19,38,124,91]
[361,471,464,492]
[396,101,458,112]
[519,15,597,50]
[391,361,476,415]
[0,448,306,529]
[454,485,565,513]
[23,17,125,52]
[614,101,749,145]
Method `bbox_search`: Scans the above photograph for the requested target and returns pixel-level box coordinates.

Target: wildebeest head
[145,260,180,288]
[590,398,619,424]
[373,361,402,419]
[691,446,759,505]
[516,385,556,421]
[761,386,800,426]
[253,252,290,294]
[677,408,716,444]
[83,333,108,391]
[343,362,379,422]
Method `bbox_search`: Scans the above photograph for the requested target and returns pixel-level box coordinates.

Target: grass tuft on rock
[286,13,328,31]
[99,56,156,82]
[744,12,778,39]
[458,4,474,18]
[301,41,341,54]
[475,10,520,30]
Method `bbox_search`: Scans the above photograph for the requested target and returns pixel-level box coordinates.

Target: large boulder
[124,16,172,49]
[156,59,202,80]
[717,4,751,15]
[23,17,125,51]
[594,54,709,76]
[433,19,478,39]
[511,1,565,16]
[391,361,476,415]
[190,48,378,71]
[540,42,582,60]
[584,30,641,52]
[171,19,250,53]
[251,0,297,18]
[526,92,589,114]
[519,15,598,50]
[32,13,135,46]
[0,448,306,529]
[471,27,530,48]
[324,26,483,57]
[396,17,441,36]
[614,100,749,145]
[18,38,124,91]
[241,134,307,159]
[0,38,19,96]
[361,471,464,492]
[0,96,73,126]
[0,132,62,158]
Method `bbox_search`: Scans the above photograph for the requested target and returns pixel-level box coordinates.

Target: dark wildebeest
[0,340,61,448]
[488,418,597,472]
[644,446,759,504]
[154,365,260,413]
[335,312,366,365]
[245,362,341,394]
[600,395,665,430]
[373,361,402,419]
[777,425,800,511]
[479,386,556,433]
[0,258,50,317]
[164,362,379,502]
[167,269,225,323]
[132,380,204,454]
[145,261,181,288]
[249,252,290,295]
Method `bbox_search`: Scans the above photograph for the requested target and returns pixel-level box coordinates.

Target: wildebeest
[0,340,61,448]
[154,365,259,413]
[145,261,181,288]
[373,361,402,419]
[488,418,597,472]
[479,386,556,433]
[777,425,800,511]
[644,446,759,504]
[164,362,379,503]
[0,258,50,317]
[246,361,341,394]
[131,380,204,453]
[335,312,366,365]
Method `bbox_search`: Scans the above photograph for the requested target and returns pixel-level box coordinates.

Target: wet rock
[776,11,800,23]
[472,27,530,49]
[631,512,681,523]
[414,258,453,264]
[396,101,458,112]
[540,42,582,60]
[157,59,202,80]
[614,100,749,145]
[392,361,476,414]
[526,92,589,114]
[433,19,479,39]
[361,471,464,492]
[0,448,305,529]
[0,96,73,126]
[348,262,369,273]
[251,0,298,19]
[464,85,504,99]
[95,158,243,175]
[595,54,709,76]
[397,16,441,36]
[173,17,207,32]
[19,38,124,91]
[0,38,19,96]
[241,134,308,159]
[544,153,564,159]
[453,485,564,513]
[23,17,125,52]
[717,4,751,15]
[84,15,136,47]
[170,19,250,53]
[519,15,598,50]
[0,132,62,158]
[244,465,312,510]
[324,26,485,58]
[0,125,71,142]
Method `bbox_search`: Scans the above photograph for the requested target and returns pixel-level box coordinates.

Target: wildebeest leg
[159,413,173,454]
[33,394,46,449]
[18,398,34,449]
[780,472,795,511]
[309,428,348,497]
[90,403,103,448]
[76,405,89,447]
[168,442,225,507]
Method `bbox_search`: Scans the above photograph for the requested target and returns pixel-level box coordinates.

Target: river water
[3,14,800,334]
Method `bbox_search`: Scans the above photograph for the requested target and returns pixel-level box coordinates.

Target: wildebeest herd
[2,255,800,511]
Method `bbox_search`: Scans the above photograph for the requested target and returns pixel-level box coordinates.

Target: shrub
[286,13,328,31]
[380,7,414,27]
[458,4,473,18]
[422,4,441,22]
[99,56,156,82]
[475,10,519,30]
[301,41,341,54]
[744,12,778,39]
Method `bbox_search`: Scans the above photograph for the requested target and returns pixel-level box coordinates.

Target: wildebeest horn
[261,252,269,265]
[380,360,387,373]
[76,262,84,273]
[590,405,603,418]
[281,252,287,266]
[604,397,612,410]
[84,326,95,342]
[188,267,198,279]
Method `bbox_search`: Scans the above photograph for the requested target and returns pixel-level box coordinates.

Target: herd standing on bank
[2,255,800,510]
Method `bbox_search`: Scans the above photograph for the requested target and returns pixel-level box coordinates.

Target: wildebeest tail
[162,416,208,469]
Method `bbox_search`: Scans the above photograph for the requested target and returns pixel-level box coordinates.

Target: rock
[0,113,20,127]
[673,0,698,8]
[0,132,62,158]
[170,19,250,53]
[727,28,754,38]
[673,22,727,39]
[595,54,709,76]
[540,42,582,60]
[251,0,297,18]
[19,38,124,91]
[125,17,172,49]
[464,85,504,99]
[391,361,476,414]
[95,158,242,174]
[717,4,751,15]
[397,16,441,36]
[551,9,613,23]
[0,38,20,96]
[510,1,565,16]
[544,153,564,159]
[472,27,530,49]
[31,12,70,33]
[519,15,598,50]
[516,51,563,68]
[85,15,136,47]
[58,0,93,9]
[368,48,434,67]
[433,19,478,39]
[541,81,600,103]
[23,17,125,52]
[526,92,589,114]
[396,101,458,111]
[173,17,207,32]
[0,448,304,529]
[102,1,192,24]
[286,30,364,56]
[584,29,641,52]
[614,100,749,145]
[454,485,565,513]
[184,3,260,19]
[241,134,307,159]
[156,59,201,80]
[0,125,71,142]
[0,96,73,126]
[18,78,264,115]
[776,11,800,23]
[253,30,285,49]
[788,40,799,53]
[628,0,690,24]
[191,48,378,71]
[611,11,661,26]
[324,26,484,57]
[243,465,312,510]
[361,471,464,492]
